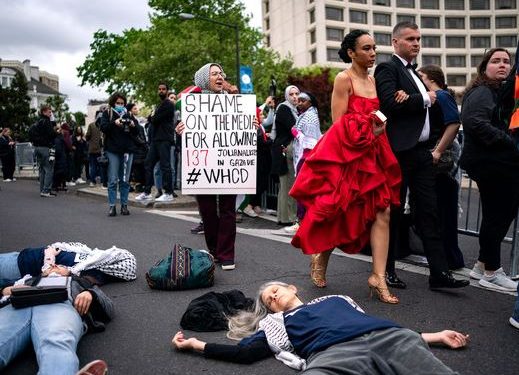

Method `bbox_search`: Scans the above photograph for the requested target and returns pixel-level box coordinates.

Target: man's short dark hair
[40,104,52,115]
[158,82,169,90]
[392,21,419,37]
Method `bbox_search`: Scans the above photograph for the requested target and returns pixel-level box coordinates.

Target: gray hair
[392,21,419,37]
[227,281,290,340]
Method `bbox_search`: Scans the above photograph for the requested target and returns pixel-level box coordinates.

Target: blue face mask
[114,105,125,114]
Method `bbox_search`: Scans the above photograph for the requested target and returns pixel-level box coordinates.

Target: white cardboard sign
[181,93,257,195]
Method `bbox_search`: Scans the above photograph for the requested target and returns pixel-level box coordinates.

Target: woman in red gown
[290,30,402,304]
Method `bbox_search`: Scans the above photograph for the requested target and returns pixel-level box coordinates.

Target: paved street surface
[1,179,517,375]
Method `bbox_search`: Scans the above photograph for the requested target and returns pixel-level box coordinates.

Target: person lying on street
[173,281,468,375]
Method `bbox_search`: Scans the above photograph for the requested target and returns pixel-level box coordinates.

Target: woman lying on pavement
[0,274,114,375]
[0,241,137,287]
[173,281,468,375]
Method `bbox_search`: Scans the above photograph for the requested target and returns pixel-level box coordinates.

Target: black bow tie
[406,63,418,70]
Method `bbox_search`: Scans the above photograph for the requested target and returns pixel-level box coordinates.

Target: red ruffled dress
[289,94,401,255]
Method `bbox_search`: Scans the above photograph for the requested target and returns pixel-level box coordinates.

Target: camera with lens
[120,116,132,133]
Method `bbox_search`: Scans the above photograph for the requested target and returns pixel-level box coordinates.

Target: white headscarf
[279,85,300,120]
[194,63,227,94]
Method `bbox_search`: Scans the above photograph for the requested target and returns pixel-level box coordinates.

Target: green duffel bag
[146,243,215,290]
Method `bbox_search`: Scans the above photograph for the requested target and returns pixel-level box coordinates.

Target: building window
[326,27,343,42]
[350,0,367,3]
[311,50,316,64]
[265,18,270,30]
[1,77,8,88]
[497,35,518,47]
[446,55,466,67]
[376,53,392,64]
[309,9,315,24]
[445,17,465,29]
[447,74,467,87]
[266,35,270,47]
[496,0,516,9]
[397,14,415,23]
[470,36,491,48]
[396,0,415,6]
[326,6,344,21]
[496,16,517,28]
[446,36,466,48]
[470,17,490,29]
[374,32,392,46]
[471,55,483,67]
[445,0,464,9]
[310,30,316,44]
[470,0,489,10]
[373,0,391,5]
[422,55,441,65]
[422,35,441,48]
[373,13,391,26]
[420,0,439,9]
[421,16,440,29]
[350,10,367,24]
[327,48,342,62]
[264,0,269,13]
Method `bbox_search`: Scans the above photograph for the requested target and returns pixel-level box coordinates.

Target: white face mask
[50,113,56,122]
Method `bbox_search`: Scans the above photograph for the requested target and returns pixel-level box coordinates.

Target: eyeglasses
[210,71,226,79]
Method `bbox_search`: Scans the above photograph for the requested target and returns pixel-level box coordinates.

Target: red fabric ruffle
[289,95,401,255]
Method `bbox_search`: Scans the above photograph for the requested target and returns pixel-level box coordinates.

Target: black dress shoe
[386,272,407,289]
[429,271,470,290]
[108,206,117,217]
[120,205,130,216]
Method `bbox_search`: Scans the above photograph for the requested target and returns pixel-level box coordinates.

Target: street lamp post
[179,13,240,92]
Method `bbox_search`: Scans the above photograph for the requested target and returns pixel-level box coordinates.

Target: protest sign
[181,93,257,194]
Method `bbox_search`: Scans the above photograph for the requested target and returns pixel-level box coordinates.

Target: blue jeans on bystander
[106,151,134,207]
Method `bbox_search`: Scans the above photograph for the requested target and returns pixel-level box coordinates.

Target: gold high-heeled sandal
[310,251,331,288]
[368,274,399,304]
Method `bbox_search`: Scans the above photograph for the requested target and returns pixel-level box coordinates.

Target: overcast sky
[0,0,262,112]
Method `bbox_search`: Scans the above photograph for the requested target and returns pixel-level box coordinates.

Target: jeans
[106,151,134,206]
[0,301,84,374]
[88,153,101,183]
[513,283,519,321]
[34,146,54,193]
[0,252,21,288]
[145,142,172,194]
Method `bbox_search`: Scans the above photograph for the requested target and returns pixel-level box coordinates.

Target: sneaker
[3,179,12,182]
[89,182,95,187]
[76,359,108,375]
[221,262,236,270]
[155,190,163,199]
[243,206,258,218]
[135,192,152,201]
[253,206,263,215]
[155,193,173,202]
[76,178,86,184]
[66,181,76,187]
[478,268,518,292]
[469,263,484,280]
[12,178,16,181]
[510,316,519,330]
[40,192,56,198]
[101,185,108,190]
[190,222,204,234]
[284,222,300,233]
[236,213,243,223]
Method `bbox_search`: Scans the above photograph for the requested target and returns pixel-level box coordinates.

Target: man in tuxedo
[374,21,469,290]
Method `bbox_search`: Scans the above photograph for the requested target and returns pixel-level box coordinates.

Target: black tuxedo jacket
[374,55,443,152]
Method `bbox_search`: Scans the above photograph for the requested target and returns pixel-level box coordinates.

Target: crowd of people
[1,20,519,375]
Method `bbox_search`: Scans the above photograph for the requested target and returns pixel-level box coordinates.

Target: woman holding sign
[176,63,242,270]
[289,30,402,303]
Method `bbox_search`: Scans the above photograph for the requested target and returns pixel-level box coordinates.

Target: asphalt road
[0,179,517,375]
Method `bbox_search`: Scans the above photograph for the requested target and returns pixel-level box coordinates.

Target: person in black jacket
[0,127,16,182]
[136,83,176,202]
[374,22,469,290]
[100,92,139,217]
[29,105,57,197]
[460,48,519,292]
[0,275,114,374]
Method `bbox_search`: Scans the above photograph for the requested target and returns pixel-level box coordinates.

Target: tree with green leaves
[77,0,293,106]
[45,94,69,123]
[0,71,31,140]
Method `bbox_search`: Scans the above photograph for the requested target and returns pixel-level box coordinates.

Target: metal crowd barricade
[15,142,36,173]
[458,173,519,277]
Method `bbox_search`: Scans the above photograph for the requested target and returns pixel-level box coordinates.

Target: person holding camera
[99,92,138,217]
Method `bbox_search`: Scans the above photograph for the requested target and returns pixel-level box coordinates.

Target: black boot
[120,205,130,216]
[108,206,117,217]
